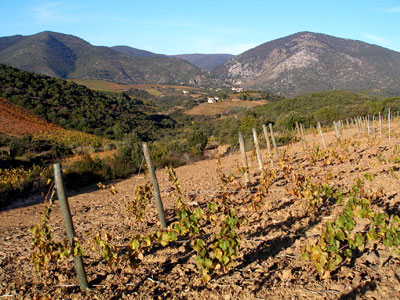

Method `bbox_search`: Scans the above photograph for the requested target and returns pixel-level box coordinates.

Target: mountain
[111,45,165,58]
[213,32,400,96]
[0,31,210,85]
[171,54,234,71]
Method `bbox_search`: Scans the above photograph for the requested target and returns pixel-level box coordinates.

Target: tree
[187,131,208,155]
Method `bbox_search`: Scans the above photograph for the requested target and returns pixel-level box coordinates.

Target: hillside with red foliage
[0,98,108,146]
[0,97,63,136]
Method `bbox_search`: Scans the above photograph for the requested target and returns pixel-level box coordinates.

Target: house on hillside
[208,97,220,103]
[232,87,244,92]
[183,90,189,95]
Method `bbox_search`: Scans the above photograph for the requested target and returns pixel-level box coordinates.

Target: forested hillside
[0,31,213,86]
[0,64,175,140]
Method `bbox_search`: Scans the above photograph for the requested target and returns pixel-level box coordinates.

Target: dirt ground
[184,99,267,116]
[1,121,400,299]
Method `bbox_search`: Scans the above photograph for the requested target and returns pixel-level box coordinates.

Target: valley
[0,28,400,299]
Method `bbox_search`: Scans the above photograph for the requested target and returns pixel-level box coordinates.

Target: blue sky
[1,0,400,55]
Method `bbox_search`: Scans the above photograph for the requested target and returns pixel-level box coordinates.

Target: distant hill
[0,63,175,140]
[111,45,165,58]
[0,31,211,85]
[171,54,234,71]
[213,32,400,96]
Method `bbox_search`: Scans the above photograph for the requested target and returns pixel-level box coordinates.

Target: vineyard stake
[367,116,370,136]
[142,143,167,229]
[317,122,326,148]
[296,122,306,150]
[53,163,89,293]
[238,132,250,188]
[379,112,382,137]
[268,123,279,158]
[388,108,391,140]
[262,124,274,168]
[252,128,263,171]
[333,121,341,140]
[359,118,364,135]
[300,123,307,146]
[372,115,375,135]
[295,122,301,140]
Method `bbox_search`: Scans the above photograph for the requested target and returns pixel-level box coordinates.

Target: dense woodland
[0,64,175,141]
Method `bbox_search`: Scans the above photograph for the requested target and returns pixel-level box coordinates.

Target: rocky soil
[1,122,400,299]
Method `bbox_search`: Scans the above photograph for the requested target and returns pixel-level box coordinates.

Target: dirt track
[1,122,400,299]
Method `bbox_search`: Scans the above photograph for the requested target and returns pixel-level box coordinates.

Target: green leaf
[355,233,364,248]
[130,239,140,250]
[204,258,213,269]
[219,240,228,252]
[193,208,203,220]
[336,230,345,241]
[345,219,356,231]
[336,215,347,228]
[195,256,204,266]
[383,236,394,247]
[344,248,352,257]
[59,249,70,259]
[327,244,338,253]
[214,248,223,260]
[220,226,228,236]
[302,250,310,260]
[334,254,342,266]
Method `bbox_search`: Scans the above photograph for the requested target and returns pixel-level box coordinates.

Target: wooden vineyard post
[295,122,302,140]
[300,123,306,144]
[372,115,375,135]
[262,124,274,168]
[367,116,370,136]
[252,128,263,171]
[388,108,391,140]
[379,112,382,137]
[268,123,279,158]
[359,118,364,135]
[333,121,341,140]
[295,122,305,150]
[53,163,89,293]
[142,143,167,229]
[317,122,326,148]
[238,132,250,188]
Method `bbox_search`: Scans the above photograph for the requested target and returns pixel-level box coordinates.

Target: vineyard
[0,118,400,299]
[0,98,109,147]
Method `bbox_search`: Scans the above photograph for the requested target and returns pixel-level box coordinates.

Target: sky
[1,0,400,55]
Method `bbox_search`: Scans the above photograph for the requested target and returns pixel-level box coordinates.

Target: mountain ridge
[0,31,212,85]
[111,45,166,58]
[213,31,400,96]
[1,31,400,95]
[171,53,234,71]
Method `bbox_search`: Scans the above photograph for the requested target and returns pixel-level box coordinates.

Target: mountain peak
[0,31,211,85]
[213,32,400,96]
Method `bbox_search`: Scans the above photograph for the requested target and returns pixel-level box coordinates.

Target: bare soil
[184,99,267,116]
[1,122,400,299]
